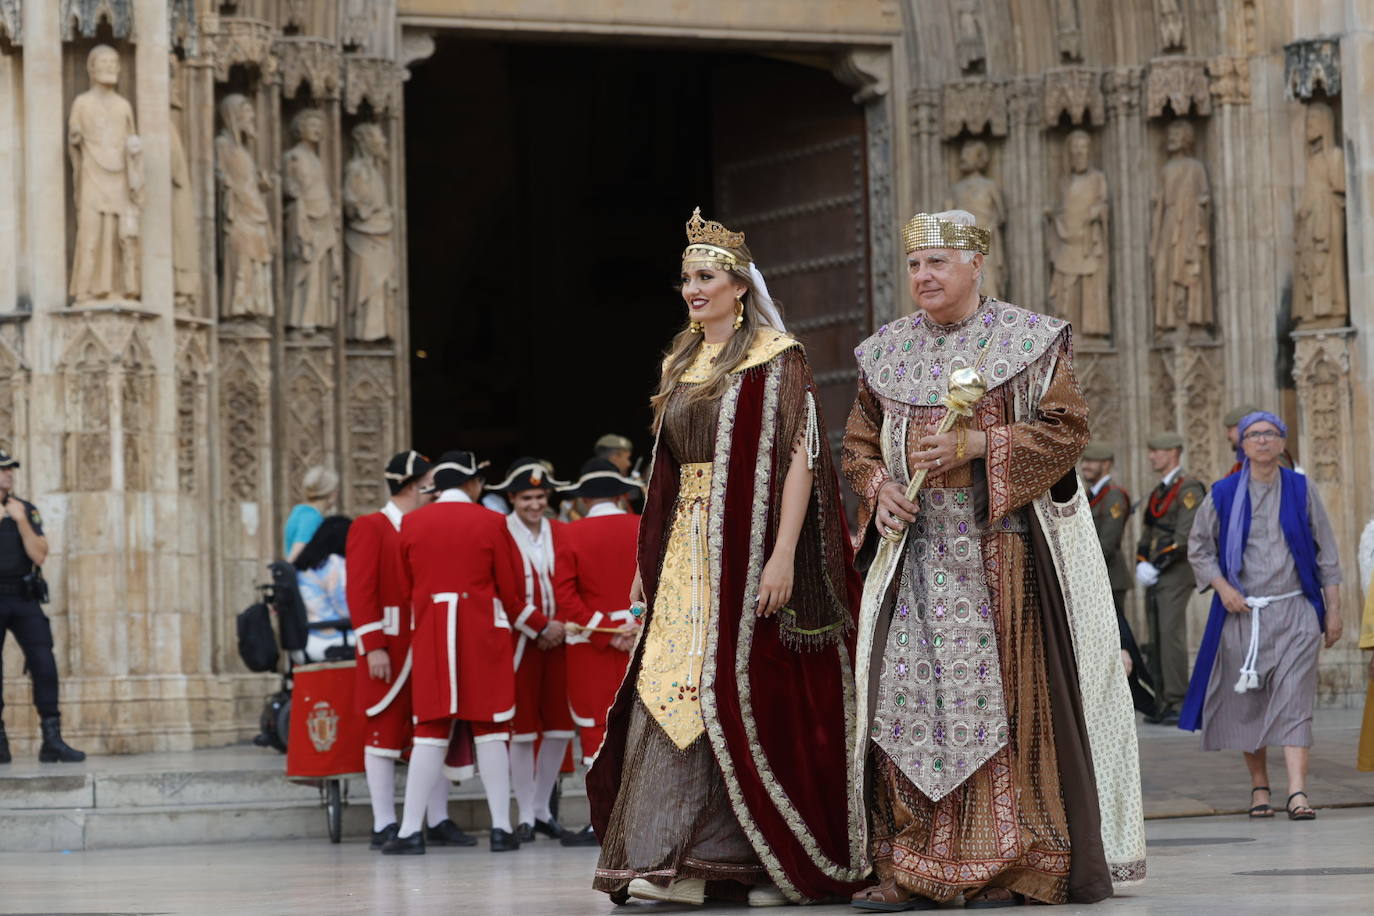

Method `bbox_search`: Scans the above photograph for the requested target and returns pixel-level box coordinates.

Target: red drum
[286,661,366,780]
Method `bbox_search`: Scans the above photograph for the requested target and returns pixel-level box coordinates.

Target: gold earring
[689,320,704,334]
[733,298,744,330]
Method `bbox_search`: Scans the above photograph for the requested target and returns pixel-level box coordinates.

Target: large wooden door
[712,56,870,478]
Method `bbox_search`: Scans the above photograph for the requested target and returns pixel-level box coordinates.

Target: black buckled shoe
[560,824,598,847]
[426,819,479,847]
[0,721,10,764]
[513,822,535,843]
[380,831,425,855]
[533,816,565,840]
[490,827,521,852]
[38,716,85,763]
[370,823,399,850]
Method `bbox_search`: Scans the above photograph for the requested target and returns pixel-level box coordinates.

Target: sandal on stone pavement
[965,887,1024,908]
[1286,791,1317,821]
[851,878,937,912]
[1248,785,1275,818]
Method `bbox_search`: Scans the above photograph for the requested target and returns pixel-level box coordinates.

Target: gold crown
[902,213,991,255]
[686,207,745,248]
[683,207,747,271]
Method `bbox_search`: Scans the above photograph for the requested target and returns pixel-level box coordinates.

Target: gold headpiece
[901,213,991,255]
[683,207,746,271]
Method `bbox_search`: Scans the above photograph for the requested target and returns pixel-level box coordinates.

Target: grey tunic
[1187,476,1341,751]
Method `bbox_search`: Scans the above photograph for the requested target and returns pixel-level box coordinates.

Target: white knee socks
[533,737,570,823]
[399,743,445,838]
[426,768,451,828]
[509,740,537,827]
[475,739,513,833]
[364,753,397,832]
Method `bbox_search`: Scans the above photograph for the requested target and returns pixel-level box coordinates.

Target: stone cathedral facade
[0,1,1369,754]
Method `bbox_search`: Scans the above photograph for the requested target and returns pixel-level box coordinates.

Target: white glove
[1135,561,1160,587]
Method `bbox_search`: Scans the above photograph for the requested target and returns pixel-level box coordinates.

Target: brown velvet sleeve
[771,347,854,647]
[983,338,1091,526]
[840,375,890,543]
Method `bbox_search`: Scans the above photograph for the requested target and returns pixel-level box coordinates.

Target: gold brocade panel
[636,462,713,749]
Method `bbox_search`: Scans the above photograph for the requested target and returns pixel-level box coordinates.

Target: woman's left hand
[1323,614,1343,649]
[757,551,794,618]
[911,429,987,475]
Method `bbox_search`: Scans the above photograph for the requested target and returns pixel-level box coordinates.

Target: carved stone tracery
[1043,68,1104,127]
[941,80,1007,139]
[276,37,341,100]
[1146,58,1211,119]
[60,331,113,492]
[1285,38,1341,101]
[220,343,265,503]
[346,354,395,514]
[344,57,402,115]
[1208,56,1250,107]
[119,331,154,493]
[61,0,132,41]
[205,17,278,83]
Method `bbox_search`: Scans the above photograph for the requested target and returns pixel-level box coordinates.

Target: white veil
[746,261,787,332]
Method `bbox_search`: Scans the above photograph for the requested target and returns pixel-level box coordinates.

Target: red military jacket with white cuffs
[506,514,563,668]
[345,502,412,714]
[553,505,640,726]
[398,489,527,725]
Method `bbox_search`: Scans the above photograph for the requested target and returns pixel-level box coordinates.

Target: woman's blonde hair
[649,243,762,432]
[303,465,339,500]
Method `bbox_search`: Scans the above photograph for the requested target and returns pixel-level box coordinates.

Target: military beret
[1081,442,1115,461]
[1223,404,1262,428]
[1147,432,1185,450]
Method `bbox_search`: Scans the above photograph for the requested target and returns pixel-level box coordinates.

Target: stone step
[0,793,593,852]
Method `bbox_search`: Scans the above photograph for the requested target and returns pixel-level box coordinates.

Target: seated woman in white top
[293,515,354,662]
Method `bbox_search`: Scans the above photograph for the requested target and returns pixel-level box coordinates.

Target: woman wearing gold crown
[587,210,869,906]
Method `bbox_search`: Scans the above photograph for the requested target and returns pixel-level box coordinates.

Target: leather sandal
[1248,785,1275,818]
[1286,791,1317,821]
[965,887,1024,908]
[851,878,937,911]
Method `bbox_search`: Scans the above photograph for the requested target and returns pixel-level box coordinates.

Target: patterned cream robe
[842,298,1145,904]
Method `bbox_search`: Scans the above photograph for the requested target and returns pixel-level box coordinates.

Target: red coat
[345,506,413,714]
[553,511,640,727]
[398,493,527,724]
[506,515,563,667]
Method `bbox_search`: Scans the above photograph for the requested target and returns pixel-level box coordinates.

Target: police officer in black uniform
[0,449,84,763]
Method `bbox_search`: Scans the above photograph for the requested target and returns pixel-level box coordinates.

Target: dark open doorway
[404,38,869,481]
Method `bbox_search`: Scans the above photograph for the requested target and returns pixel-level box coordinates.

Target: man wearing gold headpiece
[841,211,1145,909]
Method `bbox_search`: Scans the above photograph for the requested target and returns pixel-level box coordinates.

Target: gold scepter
[878,365,989,546]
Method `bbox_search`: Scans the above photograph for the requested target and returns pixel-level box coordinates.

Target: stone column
[1004,75,1047,311]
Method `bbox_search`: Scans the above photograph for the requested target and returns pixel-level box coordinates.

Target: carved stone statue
[284,108,338,331]
[216,94,274,319]
[343,123,395,341]
[1047,130,1110,337]
[945,140,1006,298]
[954,0,986,73]
[1293,101,1347,327]
[68,45,142,303]
[1159,0,1185,50]
[170,59,199,312]
[1149,119,1212,331]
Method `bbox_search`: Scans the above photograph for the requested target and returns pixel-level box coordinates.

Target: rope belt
[1235,589,1305,693]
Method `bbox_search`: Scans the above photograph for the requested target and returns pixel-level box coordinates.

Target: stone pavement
[0,808,1370,915]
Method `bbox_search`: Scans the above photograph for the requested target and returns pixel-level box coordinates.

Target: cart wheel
[325,779,343,844]
[275,701,292,753]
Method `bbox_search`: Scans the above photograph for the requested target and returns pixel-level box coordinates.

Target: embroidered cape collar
[853,298,1068,408]
[680,328,800,383]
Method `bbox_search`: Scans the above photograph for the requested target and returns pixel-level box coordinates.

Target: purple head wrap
[1222,411,1288,591]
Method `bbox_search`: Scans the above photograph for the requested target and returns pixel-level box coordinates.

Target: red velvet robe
[588,342,869,903]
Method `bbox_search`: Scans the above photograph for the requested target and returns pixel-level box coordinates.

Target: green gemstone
[896,694,907,707]
[935,695,945,709]
[977,696,988,709]
[897,632,909,646]
[934,572,947,586]
[933,635,944,648]
[903,340,913,352]
[1022,339,1034,351]
[979,635,990,649]
[928,391,939,404]
[933,757,944,771]
[936,336,946,346]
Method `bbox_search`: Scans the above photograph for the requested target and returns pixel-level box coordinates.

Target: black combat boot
[0,720,10,764]
[38,716,86,763]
